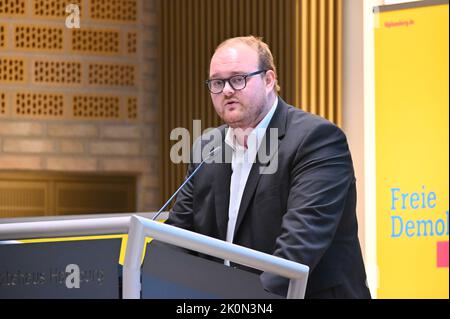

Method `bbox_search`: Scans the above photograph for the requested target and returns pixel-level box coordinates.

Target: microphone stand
[152,146,221,221]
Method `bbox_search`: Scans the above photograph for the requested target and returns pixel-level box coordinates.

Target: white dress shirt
[224,97,278,266]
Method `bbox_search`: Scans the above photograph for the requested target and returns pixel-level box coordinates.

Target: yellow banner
[375,2,449,298]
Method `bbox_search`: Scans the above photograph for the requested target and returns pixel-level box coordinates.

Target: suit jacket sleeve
[164,159,197,231]
[164,125,207,232]
[260,121,356,296]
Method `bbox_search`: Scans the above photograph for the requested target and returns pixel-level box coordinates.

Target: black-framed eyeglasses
[205,70,267,94]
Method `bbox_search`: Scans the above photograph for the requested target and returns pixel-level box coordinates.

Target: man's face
[209,43,272,129]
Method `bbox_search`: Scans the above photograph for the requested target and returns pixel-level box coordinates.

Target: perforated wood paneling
[0,24,5,48]
[73,95,120,119]
[15,92,64,117]
[90,0,137,22]
[127,97,137,120]
[0,57,25,82]
[0,173,136,218]
[0,92,6,114]
[72,29,119,54]
[2,1,140,122]
[33,0,81,17]
[0,0,25,16]
[15,25,63,50]
[88,63,135,86]
[127,32,137,54]
[34,60,82,84]
[0,180,47,218]
[57,183,132,214]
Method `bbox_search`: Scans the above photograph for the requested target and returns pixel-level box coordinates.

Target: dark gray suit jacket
[166,98,371,298]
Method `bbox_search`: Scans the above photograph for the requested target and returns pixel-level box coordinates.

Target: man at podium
[165,36,371,299]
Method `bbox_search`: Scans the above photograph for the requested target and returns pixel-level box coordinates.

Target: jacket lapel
[213,141,233,241]
[233,98,288,238]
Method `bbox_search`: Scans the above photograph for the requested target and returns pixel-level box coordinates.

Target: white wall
[342,0,365,254]
[343,0,386,298]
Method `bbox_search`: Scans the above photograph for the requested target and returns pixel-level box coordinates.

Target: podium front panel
[0,239,121,299]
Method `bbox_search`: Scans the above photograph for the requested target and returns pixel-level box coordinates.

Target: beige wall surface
[343,0,366,255]
[0,0,160,214]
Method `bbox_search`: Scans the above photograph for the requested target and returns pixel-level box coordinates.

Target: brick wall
[0,0,160,212]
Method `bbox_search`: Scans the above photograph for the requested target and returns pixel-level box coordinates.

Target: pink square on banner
[437,241,449,268]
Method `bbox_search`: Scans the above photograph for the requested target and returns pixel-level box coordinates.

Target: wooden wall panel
[159,0,342,203]
[0,172,136,218]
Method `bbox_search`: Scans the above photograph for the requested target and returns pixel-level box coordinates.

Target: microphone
[152,146,222,221]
